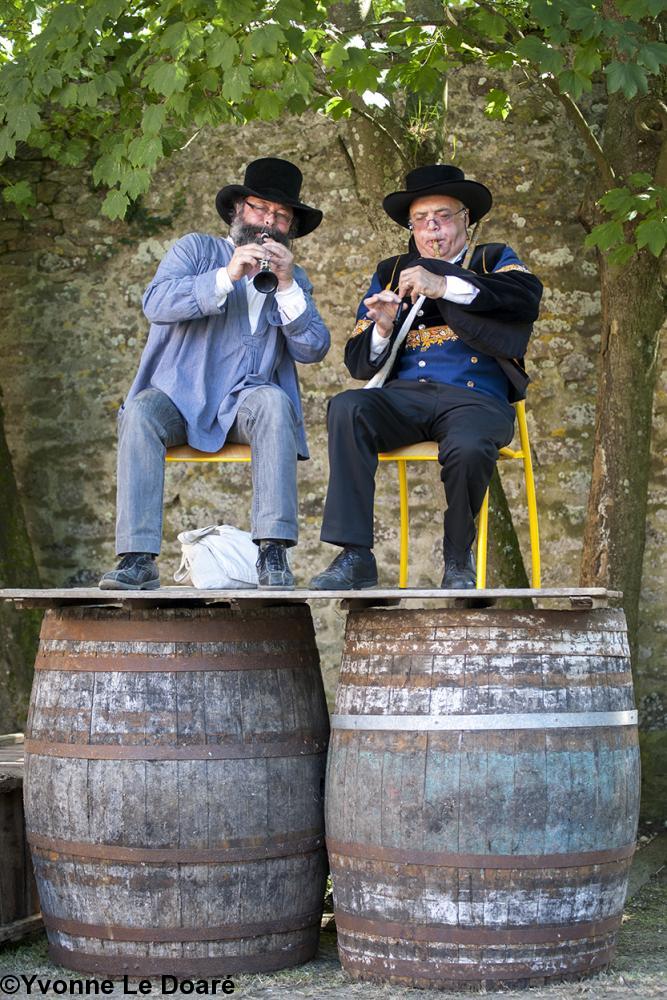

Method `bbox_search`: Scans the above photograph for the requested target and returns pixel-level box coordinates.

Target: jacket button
[418,360,426,368]
[417,310,424,316]
[418,324,426,330]
[471,356,478,363]
[467,380,475,388]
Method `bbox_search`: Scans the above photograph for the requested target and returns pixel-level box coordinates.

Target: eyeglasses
[409,206,467,228]
[244,199,293,228]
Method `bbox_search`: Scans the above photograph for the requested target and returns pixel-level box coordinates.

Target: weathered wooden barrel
[326,607,640,990]
[24,604,329,978]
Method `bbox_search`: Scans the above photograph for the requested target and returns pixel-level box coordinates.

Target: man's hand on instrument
[226,243,267,282]
[364,290,404,339]
[260,238,294,290]
[398,266,447,302]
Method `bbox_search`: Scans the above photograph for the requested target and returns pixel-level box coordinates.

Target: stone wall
[0,82,664,816]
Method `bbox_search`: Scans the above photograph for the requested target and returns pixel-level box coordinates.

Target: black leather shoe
[256,541,294,589]
[310,548,378,590]
[99,553,160,590]
[441,549,476,590]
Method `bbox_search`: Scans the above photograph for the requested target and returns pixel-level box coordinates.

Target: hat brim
[383,180,492,227]
[215,183,322,238]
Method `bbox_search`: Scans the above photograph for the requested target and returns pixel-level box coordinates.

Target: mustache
[230,220,291,248]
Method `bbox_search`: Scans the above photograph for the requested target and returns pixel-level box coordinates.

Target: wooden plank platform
[0,733,24,780]
[0,586,621,610]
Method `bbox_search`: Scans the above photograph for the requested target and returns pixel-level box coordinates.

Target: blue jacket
[123,232,330,457]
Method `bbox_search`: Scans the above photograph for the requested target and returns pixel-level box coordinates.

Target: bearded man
[99,157,330,591]
[311,164,542,591]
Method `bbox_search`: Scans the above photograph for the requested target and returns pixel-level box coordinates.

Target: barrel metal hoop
[338,946,616,983]
[34,652,315,673]
[334,910,622,945]
[43,909,323,942]
[326,838,636,870]
[331,710,637,731]
[47,941,317,977]
[29,831,325,863]
[24,735,329,760]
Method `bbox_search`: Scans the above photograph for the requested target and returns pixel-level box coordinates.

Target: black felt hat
[383,164,492,227]
[215,157,322,237]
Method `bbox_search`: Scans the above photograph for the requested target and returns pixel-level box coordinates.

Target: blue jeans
[115,386,299,555]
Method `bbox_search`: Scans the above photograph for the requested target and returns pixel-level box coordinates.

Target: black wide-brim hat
[383,164,492,227]
[216,157,322,238]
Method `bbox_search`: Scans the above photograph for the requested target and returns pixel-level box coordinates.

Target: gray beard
[230,219,291,248]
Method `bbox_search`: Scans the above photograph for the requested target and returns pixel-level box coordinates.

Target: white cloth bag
[174,525,259,589]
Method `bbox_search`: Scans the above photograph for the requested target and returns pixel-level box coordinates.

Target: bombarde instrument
[253,232,279,294]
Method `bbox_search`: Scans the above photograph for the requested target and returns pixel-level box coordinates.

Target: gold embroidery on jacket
[352,317,373,338]
[406,324,459,351]
[495,263,529,273]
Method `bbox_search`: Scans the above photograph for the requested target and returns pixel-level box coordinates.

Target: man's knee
[442,433,497,470]
[326,389,373,430]
[244,385,297,430]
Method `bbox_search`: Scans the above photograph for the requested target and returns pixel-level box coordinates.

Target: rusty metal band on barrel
[326,837,635,869]
[39,615,310,642]
[331,710,637,730]
[42,908,323,942]
[338,946,615,983]
[334,910,621,945]
[24,735,329,759]
[29,830,324,863]
[34,651,316,672]
[47,941,316,977]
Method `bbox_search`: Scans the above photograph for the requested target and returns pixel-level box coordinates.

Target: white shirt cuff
[275,280,307,323]
[215,266,234,306]
[442,275,479,304]
[369,325,390,360]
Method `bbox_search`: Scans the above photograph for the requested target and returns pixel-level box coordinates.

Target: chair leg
[398,461,409,588]
[476,490,489,589]
[516,404,541,588]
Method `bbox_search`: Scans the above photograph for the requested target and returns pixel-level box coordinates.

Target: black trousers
[320,380,515,562]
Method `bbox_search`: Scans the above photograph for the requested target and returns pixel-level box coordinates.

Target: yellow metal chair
[378,399,540,589]
[166,442,252,467]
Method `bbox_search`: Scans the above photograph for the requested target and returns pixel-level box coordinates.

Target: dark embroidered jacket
[345,242,543,402]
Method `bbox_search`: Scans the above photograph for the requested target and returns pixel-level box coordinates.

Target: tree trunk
[0,395,42,732]
[579,84,666,660]
[579,250,664,655]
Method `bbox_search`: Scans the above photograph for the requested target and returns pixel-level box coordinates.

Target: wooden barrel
[24,604,329,978]
[326,607,640,990]
[0,737,41,945]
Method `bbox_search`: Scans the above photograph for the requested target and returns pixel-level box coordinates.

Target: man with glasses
[99,157,330,591]
[311,164,542,590]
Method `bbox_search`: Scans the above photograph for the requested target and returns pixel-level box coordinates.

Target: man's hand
[363,289,404,339]
[398,266,447,302]
[226,243,266,282]
[260,238,294,290]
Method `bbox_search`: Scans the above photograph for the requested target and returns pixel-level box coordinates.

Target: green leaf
[102,188,130,220]
[566,5,602,39]
[323,96,353,120]
[629,172,653,189]
[322,42,349,69]
[5,102,40,141]
[529,1,563,29]
[206,31,239,69]
[160,21,189,53]
[598,186,636,215]
[254,89,283,119]
[221,64,252,102]
[516,36,564,75]
[487,52,516,71]
[484,88,512,121]
[573,43,601,76]
[127,134,163,168]
[636,218,667,257]
[249,25,285,57]
[124,168,152,200]
[144,60,188,97]
[2,179,36,216]
[637,42,667,74]
[607,243,636,266]
[605,61,649,98]
[585,219,625,252]
[142,103,166,135]
[558,68,592,100]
